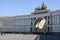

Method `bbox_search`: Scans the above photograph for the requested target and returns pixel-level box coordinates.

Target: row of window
[48,15,60,25]
[15,19,32,26]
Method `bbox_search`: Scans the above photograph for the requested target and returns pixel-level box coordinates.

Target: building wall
[0,17,32,32]
[47,14,60,32]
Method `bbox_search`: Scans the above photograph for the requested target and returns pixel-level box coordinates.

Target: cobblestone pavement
[0,34,38,40]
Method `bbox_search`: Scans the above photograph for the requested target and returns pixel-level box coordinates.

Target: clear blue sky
[0,0,60,16]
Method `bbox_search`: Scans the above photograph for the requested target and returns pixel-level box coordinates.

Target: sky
[0,0,60,16]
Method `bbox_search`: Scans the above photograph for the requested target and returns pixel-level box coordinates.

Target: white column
[46,16,48,27]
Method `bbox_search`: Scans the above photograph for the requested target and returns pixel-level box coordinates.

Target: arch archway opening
[34,18,46,32]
